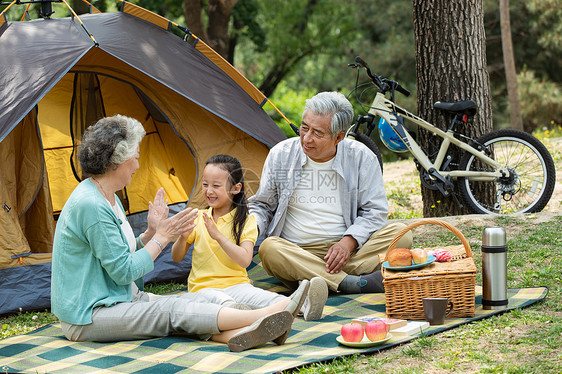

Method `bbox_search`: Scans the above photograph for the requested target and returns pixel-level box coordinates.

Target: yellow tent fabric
[39,47,271,213]
[0,109,54,269]
[40,72,192,214]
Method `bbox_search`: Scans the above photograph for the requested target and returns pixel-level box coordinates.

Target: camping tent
[0,2,286,315]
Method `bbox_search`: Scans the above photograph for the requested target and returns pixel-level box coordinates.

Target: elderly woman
[51,115,309,352]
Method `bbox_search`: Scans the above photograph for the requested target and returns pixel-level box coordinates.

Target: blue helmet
[378,117,408,152]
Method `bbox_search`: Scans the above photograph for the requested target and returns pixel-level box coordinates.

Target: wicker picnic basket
[381,219,477,319]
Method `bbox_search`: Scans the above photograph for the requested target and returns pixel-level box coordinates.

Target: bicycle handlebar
[354,56,410,97]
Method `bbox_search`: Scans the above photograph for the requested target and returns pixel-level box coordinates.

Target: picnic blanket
[0,258,549,374]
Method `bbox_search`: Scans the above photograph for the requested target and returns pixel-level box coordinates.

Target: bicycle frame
[368,92,510,182]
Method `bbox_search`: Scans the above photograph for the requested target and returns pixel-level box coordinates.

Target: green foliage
[484,0,561,83]
[232,0,266,52]
[4,0,558,134]
[484,0,561,130]
[517,68,562,132]
[353,0,417,89]
[235,0,360,96]
[387,189,412,207]
[526,0,562,56]
[266,82,316,137]
[91,0,109,12]
[280,0,418,113]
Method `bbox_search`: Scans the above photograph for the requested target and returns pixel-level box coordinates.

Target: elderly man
[249,91,412,319]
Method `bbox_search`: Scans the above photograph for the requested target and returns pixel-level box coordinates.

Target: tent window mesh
[69,73,130,212]
[69,72,106,181]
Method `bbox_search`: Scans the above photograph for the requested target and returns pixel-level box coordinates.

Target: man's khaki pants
[259,222,413,292]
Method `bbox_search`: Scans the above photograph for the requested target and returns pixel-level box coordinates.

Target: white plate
[336,333,392,348]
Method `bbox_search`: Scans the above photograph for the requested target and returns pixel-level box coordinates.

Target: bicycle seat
[434,100,478,116]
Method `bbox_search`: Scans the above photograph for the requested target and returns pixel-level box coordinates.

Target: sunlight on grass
[0,311,58,340]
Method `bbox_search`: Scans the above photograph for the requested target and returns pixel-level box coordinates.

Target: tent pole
[267,99,300,135]
[59,0,98,45]
[20,4,31,21]
[0,1,17,16]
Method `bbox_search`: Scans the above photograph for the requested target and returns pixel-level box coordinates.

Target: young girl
[172,155,327,329]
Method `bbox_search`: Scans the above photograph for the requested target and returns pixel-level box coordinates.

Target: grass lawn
[292,214,562,373]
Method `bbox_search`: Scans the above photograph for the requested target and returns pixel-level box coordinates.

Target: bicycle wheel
[458,129,556,214]
[350,132,384,173]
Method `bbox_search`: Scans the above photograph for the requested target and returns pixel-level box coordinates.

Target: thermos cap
[482,226,506,247]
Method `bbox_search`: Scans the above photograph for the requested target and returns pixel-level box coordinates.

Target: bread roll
[387,248,413,267]
[411,248,428,264]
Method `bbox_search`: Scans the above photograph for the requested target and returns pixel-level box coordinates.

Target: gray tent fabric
[0,12,285,146]
[0,18,94,142]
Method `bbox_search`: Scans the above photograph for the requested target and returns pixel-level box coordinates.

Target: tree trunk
[499,0,524,131]
[207,0,238,60]
[184,0,209,42]
[413,0,493,217]
[184,0,238,62]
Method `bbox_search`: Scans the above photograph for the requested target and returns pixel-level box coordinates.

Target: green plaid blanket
[0,258,549,374]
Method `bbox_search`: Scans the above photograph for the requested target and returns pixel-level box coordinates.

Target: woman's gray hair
[78,114,146,176]
[302,91,354,137]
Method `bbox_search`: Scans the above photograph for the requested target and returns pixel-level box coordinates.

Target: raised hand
[146,208,198,261]
[157,207,199,243]
[147,188,169,235]
[202,212,222,242]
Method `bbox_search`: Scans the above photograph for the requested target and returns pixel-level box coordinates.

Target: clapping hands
[147,188,169,235]
[202,212,222,241]
[147,188,198,243]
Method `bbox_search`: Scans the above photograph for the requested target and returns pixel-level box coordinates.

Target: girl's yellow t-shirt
[186,207,258,293]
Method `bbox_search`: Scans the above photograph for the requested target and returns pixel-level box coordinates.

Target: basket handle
[384,218,473,261]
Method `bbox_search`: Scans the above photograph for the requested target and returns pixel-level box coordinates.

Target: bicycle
[345,56,556,215]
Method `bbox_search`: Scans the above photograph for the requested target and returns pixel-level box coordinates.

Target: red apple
[365,320,387,341]
[340,323,364,342]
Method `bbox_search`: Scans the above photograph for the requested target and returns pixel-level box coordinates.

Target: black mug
[423,298,454,325]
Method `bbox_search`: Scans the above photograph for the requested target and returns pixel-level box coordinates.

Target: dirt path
[383,136,562,220]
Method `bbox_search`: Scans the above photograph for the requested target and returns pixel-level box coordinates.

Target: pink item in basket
[433,248,452,262]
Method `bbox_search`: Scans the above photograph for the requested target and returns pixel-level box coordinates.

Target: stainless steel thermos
[481,227,508,310]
